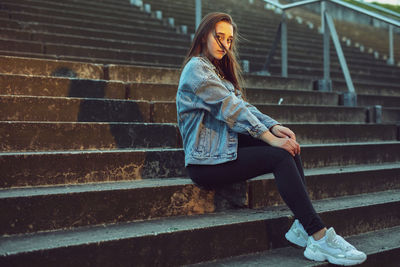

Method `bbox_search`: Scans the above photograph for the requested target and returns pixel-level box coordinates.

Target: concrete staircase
[1,0,400,266]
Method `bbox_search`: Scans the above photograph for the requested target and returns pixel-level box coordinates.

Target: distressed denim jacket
[176,56,279,166]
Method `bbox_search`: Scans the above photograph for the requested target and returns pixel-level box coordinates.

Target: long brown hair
[182,12,244,97]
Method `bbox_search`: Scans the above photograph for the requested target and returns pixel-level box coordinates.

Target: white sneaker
[304,227,367,266]
[285,219,308,247]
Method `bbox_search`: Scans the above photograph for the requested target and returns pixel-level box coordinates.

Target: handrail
[353,0,400,19]
[264,0,400,27]
[330,0,400,27]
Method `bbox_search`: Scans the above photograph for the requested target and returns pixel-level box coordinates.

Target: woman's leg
[238,133,307,186]
[186,140,325,236]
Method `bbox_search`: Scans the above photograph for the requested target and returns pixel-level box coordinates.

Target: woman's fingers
[284,138,300,156]
[276,126,296,141]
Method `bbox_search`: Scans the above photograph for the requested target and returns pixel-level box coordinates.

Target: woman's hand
[259,128,300,156]
[271,125,296,140]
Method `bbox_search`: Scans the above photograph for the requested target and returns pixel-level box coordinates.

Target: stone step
[107,64,314,90]
[0,189,399,266]
[1,0,151,22]
[0,148,186,188]
[152,102,368,123]
[0,95,151,122]
[194,225,400,267]
[131,85,341,106]
[358,94,400,108]
[332,78,400,97]
[0,22,189,47]
[0,121,182,152]
[129,83,400,108]
[0,56,312,90]
[2,95,371,123]
[0,38,185,66]
[6,11,185,40]
[1,142,400,188]
[0,19,190,46]
[0,55,104,79]
[1,163,399,236]
[257,62,400,85]
[0,49,180,69]
[383,108,400,123]
[0,74,326,104]
[1,122,398,152]
[0,74,127,99]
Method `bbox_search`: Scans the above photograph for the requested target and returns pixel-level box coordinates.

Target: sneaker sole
[304,247,367,266]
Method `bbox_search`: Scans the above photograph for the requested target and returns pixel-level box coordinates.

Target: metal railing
[353,0,400,19]
[261,0,400,106]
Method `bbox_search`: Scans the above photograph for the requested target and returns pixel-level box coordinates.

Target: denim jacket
[176,56,279,166]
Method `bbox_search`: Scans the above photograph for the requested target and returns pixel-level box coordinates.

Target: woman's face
[205,21,233,60]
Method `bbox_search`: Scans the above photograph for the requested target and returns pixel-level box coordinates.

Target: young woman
[176,12,366,266]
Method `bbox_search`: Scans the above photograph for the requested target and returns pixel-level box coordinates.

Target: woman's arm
[244,101,279,130]
[259,129,300,156]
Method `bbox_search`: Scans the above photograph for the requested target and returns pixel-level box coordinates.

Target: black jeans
[186,134,325,236]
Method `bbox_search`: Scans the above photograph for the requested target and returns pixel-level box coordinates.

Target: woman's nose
[222,40,229,49]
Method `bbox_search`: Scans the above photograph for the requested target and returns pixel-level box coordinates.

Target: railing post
[315,1,332,92]
[325,12,357,106]
[323,10,330,86]
[387,24,395,65]
[281,11,288,78]
[320,0,325,34]
[195,0,202,30]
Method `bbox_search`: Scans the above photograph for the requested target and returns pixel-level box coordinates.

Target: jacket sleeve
[244,101,280,129]
[182,58,276,138]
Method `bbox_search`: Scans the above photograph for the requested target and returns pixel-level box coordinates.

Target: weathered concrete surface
[358,94,400,108]
[2,1,161,28]
[245,89,338,105]
[107,64,181,84]
[0,38,43,54]
[0,179,215,235]
[300,142,400,168]
[383,108,400,123]
[0,149,186,188]
[333,79,400,96]
[0,122,181,152]
[128,82,178,101]
[0,95,150,122]
[1,142,399,188]
[0,55,104,79]
[288,123,398,144]
[0,190,399,266]
[0,74,127,99]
